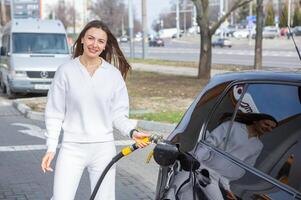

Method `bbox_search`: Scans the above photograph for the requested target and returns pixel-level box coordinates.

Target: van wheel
[6,84,15,99]
[1,82,7,93]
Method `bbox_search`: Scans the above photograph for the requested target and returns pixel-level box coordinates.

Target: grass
[22,70,207,124]
[126,71,206,123]
[130,111,184,124]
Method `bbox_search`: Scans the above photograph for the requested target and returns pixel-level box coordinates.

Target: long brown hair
[72,20,131,79]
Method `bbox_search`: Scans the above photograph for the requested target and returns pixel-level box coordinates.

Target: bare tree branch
[210,0,253,35]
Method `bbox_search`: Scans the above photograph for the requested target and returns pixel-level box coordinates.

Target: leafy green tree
[279,3,288,27]
[265,1,275,26]
[293,3,301,27]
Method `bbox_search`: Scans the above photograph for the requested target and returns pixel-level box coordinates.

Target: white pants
[52,141,116,200]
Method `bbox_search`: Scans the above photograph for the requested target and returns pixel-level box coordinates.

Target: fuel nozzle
[145,134,165,163]
[121,133,164,156]
[149,134,164,144]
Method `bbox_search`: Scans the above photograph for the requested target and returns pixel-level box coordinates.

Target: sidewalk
[131,62,231,77]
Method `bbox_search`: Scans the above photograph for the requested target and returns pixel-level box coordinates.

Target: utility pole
[219,0,224,38]
[249,0,253,45]
[192,4,197,34]
[288,0,291,27]
[141,0,147,59]
[128,0,134,58]
[183,0,187,34]
[176,0,180,38]
[73,0,76,34]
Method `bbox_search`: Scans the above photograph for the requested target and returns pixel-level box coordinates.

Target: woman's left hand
[132,131,151,148]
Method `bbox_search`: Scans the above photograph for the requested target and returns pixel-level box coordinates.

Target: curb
[12,99,176,135]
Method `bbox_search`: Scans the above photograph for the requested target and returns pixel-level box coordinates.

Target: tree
[90,0,141,36]
[293,3,301,27]
[90,0,126,35]
[153,0,193,32]
[191,0,253,79]
[265,1,275,26]
[51,1,77,30]
[279,2,288,28]
[237,3,256,23]
[254,0,264,70]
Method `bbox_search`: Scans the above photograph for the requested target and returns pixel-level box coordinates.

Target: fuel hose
[89,137,151,200]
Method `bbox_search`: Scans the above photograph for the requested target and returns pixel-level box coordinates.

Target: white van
[0,19,71,97]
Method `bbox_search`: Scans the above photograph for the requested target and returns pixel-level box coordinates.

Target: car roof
[209,70,301,86]
[3,19,66,34]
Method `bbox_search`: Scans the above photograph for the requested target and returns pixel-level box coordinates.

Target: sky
[131,0,171,31]
[43,0,172,32]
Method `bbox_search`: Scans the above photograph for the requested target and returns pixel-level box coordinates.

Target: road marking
[0,100,11,106]
[7,122,135,152]
[12,123,46,139]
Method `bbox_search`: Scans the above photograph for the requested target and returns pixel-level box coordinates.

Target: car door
[195,82,301,200]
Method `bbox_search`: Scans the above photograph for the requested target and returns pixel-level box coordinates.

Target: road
[120,36,301,69]
[0,92,160,200]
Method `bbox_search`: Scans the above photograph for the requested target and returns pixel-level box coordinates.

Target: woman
[195,113,277,200]
[41,20,149,200]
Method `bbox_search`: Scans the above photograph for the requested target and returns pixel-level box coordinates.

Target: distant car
[262,27,279,39]
[149,37,164,47]
[171,33,183,39]
[233,29,250,38]
[212,38,232,48]
[119,36,128,43]
[291,26,301,36]
[224,25,237,37]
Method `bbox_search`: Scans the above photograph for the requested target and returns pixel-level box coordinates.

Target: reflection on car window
[200,83,301,194]
[246,84,301,121]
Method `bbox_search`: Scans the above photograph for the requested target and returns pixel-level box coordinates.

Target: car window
[170,81,230,152]
[194,140,295,200]
[12,33,69,54]
[203,83,301,193]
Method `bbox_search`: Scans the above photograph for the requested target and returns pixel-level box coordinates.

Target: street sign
[246,15,256,22]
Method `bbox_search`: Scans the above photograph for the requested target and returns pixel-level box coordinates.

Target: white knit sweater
[45,57,135,152]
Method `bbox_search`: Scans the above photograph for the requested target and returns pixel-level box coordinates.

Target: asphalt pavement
[0,93,162,200]
[120,36,301,69]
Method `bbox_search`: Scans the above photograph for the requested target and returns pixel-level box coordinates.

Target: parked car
[233,29,250,38]
[0,19,70,98]
[262,26,279,39]
[290,26,301,36]
[149,37,164,47]
[212,38,232,48]
[119,35,129,43]
[154,71,301,200]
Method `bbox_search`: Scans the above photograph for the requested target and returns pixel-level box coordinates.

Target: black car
[154,71,301,200]
[149,37,165,47]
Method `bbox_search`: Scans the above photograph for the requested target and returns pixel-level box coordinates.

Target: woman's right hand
[41,152,55,173]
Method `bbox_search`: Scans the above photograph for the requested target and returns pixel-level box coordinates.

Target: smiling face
[81,27,107,59]
[254,119,277,137]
